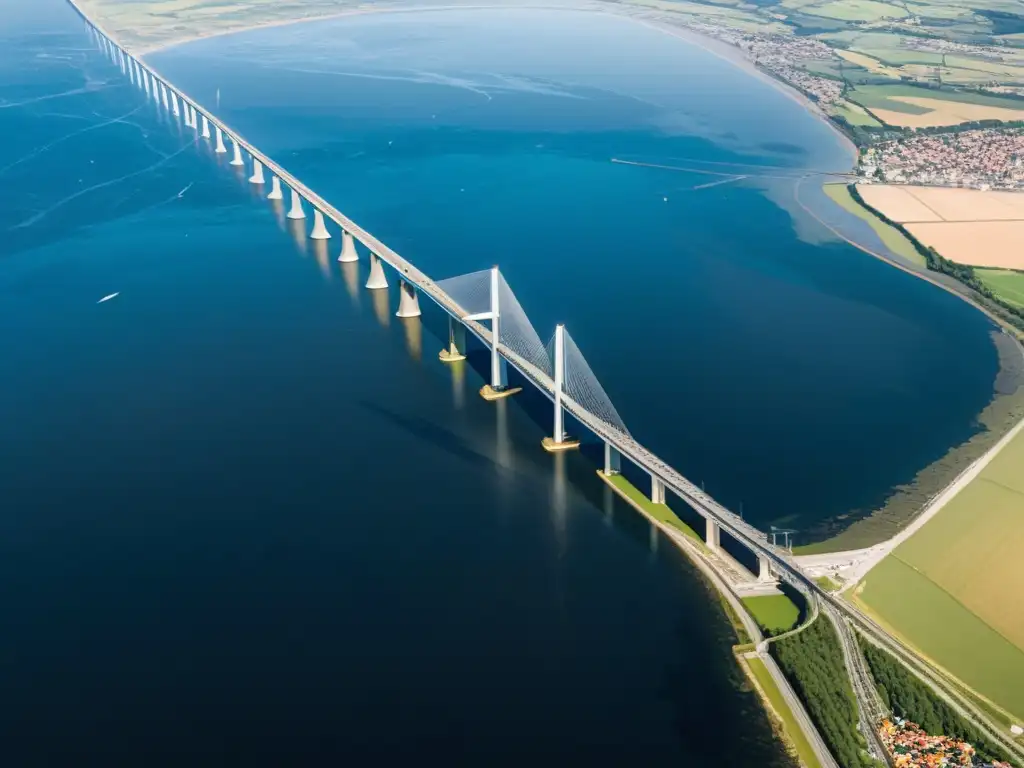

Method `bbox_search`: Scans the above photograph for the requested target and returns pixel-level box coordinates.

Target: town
[857,129,1024,189]
[879,718,1014,767]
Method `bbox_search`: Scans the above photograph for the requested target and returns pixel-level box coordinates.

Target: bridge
[68,9,1024,766]
[78,11,802,593]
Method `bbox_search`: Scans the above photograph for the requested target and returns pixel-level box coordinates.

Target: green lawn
[832,101,883,127]
[814,575,841,592]
[601,472,704,546]
[976,268,1024,309]
[823,183,927,267]
[743,594,801,636]
[746,655,823,768]
[856,555,1024,721]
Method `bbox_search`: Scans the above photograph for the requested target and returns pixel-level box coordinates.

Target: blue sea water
[150,7,999,535]
[0,1,1001,764]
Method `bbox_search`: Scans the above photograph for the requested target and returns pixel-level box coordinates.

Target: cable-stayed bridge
[75,4,807,594]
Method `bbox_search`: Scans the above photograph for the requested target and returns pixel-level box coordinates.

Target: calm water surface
[149,7,1000,536]
[0,2,797,765]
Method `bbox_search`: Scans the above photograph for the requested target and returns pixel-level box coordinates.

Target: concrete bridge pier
[267,176,283,200]
[396,280,422,318]
[201,115,211,139]
[758,555,774,584]
[603,443,621,476]
[706,517,721,552]
[230,141,244,166]
[287,190,305,220]
[310,210,331,239]
[249,159,265,185]
[337,231,358,263]
[543,324,580,452]
[214,127,227,154]
[651,476,666,504]
[439,317,467,362]
[366,252,388,290]
[171,93,180,118]
[142,72,150,96]
[160,83,170,111]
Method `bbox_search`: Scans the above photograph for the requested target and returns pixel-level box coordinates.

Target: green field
[803,0,908,20]
[743,594,801,636]
[857,424,1024,721]
[848,82,1024,112]
[745,655,823,768]
[814,575,841,592]
[831,100,883,126]
[977,269,1024,309]
[823,184,927,267]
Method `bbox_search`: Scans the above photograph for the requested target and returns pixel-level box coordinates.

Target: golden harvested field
[907,222,1024,268]
[855,184,1024,269]
[873,97,1024,128]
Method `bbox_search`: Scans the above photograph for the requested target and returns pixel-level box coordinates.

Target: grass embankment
[853,421,1024,722]
[601,472,704,546]
[823,183,926,267]
[815,576,841,593]
[745,655,824,768]
[743,594,801,637]
[858,636,1014,765]
[772,617,872,768]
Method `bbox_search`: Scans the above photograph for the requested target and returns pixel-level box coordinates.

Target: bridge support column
[366,252,388,290]
[230,141,244,166]
[267,176,283,200]
[479,266,520,401]
[201,115,211,139]
[214,127,227,153]
[143,72,150,96]
[338,231,358,263]
[706,517,721,552]
[287,190,305,219]
[543,323,580,452]
[249,159,265,185]
[439,317,467,362]
[651,476,665,505]
[171,93,180,118]
[161,84,170,111]
[603,443,621,476]
[758,555,773,583]
[396,280,421,318]
[310,210,331,239]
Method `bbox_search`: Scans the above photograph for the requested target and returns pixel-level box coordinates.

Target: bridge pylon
[366,252,388,290]
[230,140,244,167]
[477,267,520,401]
[214,126,227,153]
[267,176,283,200]
[396,280,421,318]
[249,159,265,185]
[337,231,359,263]
[543,324,580,452]
[310,210,331,239]
[286,190,305,220]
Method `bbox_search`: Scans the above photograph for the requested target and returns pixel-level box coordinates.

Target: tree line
[771,618,879,768]
[857,638,1013,765]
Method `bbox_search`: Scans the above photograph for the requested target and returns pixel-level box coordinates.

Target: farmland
[856,423,1024,721]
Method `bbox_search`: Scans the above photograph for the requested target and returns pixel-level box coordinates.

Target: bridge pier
[603,443,621,476]
[161,83,170,111]
[439,317,467,362]
[758,555,774,584]
[214,126,227,153]
[171,92,180,118]
[396,280,421,318]
[249,159,265,185]
[201,115,211,139]
[267,176,283,200]
[143,72,150,96]
[287,190,305,220]
[543,323,580,452]
[337,231,359,263]
[310,210,331,239]
[706,517,721,552]
[366,252,388,290]
[230,141,244,167]
[651,476,665,505]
